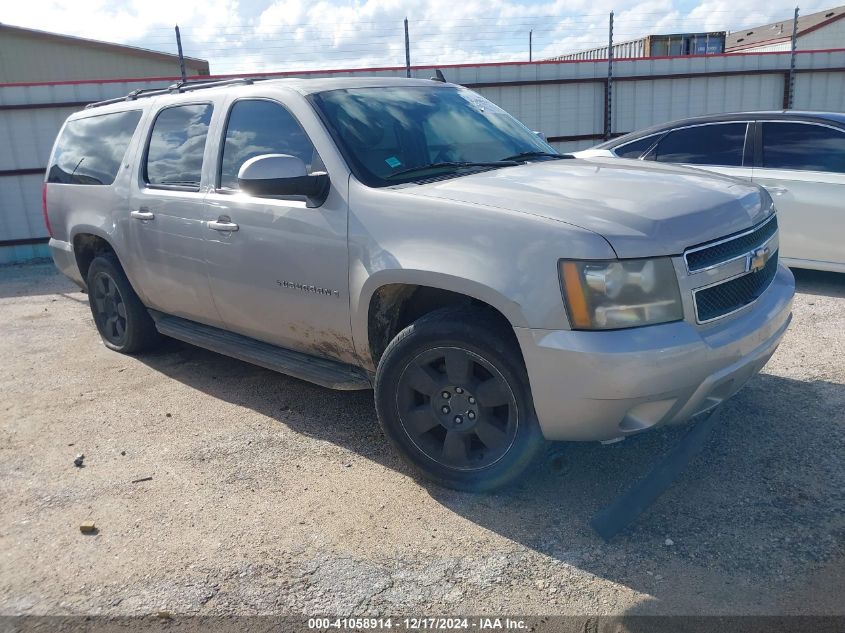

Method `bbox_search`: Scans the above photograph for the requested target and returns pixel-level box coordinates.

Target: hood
[402,157,771,258]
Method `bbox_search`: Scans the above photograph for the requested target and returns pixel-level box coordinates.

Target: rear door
[645,121,753,181]
[752,121,845,270]
[125,101,224,325]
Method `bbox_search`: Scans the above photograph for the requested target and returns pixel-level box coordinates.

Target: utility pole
[605,11,614,140]
[404,18,411,78]
[529,29,533,62]
[787,7,800,109]
[175,25,187,82]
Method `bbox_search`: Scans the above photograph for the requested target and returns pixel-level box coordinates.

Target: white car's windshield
[310,85,561,187]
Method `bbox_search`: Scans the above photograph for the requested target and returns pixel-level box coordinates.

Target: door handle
[767,186,789,196]
[130,209,155,221]
[208,217,239,232]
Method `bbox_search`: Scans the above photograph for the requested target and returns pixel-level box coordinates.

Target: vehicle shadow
[136,339,844,612]
[792,268,845,298]
[427,370,845,612]
[0,261,85,300]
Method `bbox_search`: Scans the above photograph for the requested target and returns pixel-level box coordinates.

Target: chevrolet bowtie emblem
[749,246,771,273]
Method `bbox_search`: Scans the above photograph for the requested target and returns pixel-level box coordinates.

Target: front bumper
[516,263,794,441]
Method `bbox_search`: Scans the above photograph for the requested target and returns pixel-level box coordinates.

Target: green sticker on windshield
[385,156,401,168]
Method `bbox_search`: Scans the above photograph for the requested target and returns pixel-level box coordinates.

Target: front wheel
[374,307,545,491]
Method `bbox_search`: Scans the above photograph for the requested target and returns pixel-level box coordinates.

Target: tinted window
[653,123,747,166]
[762,122,845,173]
[220,100,318,190]
[614,134,659,159]
[145,104,213,188]
[310,86,555,187]
[48,110,142,185]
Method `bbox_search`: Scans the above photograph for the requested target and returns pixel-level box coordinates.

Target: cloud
[2,0,243,57]
[3,0,837,74]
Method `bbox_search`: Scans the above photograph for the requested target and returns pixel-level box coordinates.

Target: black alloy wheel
[396,346,519,471]
[91,271,128,345]
[85,253,160,354]
[374,306,545,491]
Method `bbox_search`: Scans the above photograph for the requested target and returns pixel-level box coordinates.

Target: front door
[125,101,224,326]
[202,98,355,363]
[752,121,845,269]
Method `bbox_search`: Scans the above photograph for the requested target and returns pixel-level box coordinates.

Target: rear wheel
[374,307,545,491]
[86,254,160,354]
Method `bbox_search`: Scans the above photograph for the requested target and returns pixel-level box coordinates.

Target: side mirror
[237,154,329,204]
[533,131,547,142]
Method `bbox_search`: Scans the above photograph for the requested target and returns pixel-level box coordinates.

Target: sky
[1,0,836,74]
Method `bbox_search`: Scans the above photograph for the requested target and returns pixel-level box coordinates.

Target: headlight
[559,258,683,330]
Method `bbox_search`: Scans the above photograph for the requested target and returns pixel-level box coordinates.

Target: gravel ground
[0,262,842,617]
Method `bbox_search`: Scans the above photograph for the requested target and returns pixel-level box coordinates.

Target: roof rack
[84,77,258,110]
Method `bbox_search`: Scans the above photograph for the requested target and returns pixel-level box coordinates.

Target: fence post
[404,18,411,78]
[175,25,187,82]
[787,7,799,109]
[605,11,614,140]
[529,29,533,62]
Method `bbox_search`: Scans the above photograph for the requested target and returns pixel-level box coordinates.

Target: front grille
[685,216,778,272]
[694,250,779,322]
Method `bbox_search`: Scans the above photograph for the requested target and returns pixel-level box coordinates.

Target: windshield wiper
[499,151,572,162]
[386,161,517,180]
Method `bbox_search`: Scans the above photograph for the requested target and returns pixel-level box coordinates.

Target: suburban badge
[276,280,340,298]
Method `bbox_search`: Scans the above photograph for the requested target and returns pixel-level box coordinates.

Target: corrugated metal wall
[2,49,844,263]
[549,37,649,61]
[550,33,725,61]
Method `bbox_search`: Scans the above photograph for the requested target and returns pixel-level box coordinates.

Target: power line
[51,7,817,75]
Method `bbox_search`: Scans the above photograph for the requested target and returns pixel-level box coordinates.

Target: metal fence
[1,47,845,262]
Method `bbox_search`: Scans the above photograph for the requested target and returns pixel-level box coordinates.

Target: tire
[374,306,545,491]
[86,253,160,354]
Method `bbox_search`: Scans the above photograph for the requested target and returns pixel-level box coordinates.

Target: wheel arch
[70,227,141,297]
[71,228,118,286]
[356,270,526,371]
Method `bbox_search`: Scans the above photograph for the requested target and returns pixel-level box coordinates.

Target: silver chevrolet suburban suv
[45,77,795,491]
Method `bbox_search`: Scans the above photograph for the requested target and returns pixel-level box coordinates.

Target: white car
[576,111,845,273]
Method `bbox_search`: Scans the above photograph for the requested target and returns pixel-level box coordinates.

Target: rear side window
[145,104,213,189]
[48,110,142,185]
[762,122,845,173]
[614,134,659,159]
[219,100,319,190]
[653,123,747,167]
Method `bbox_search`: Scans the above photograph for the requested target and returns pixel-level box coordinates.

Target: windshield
[309,85,558,187]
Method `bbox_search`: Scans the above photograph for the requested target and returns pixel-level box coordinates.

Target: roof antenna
[430,69,446,82]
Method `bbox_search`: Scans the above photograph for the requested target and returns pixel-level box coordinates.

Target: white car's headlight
[559,258,683,330]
